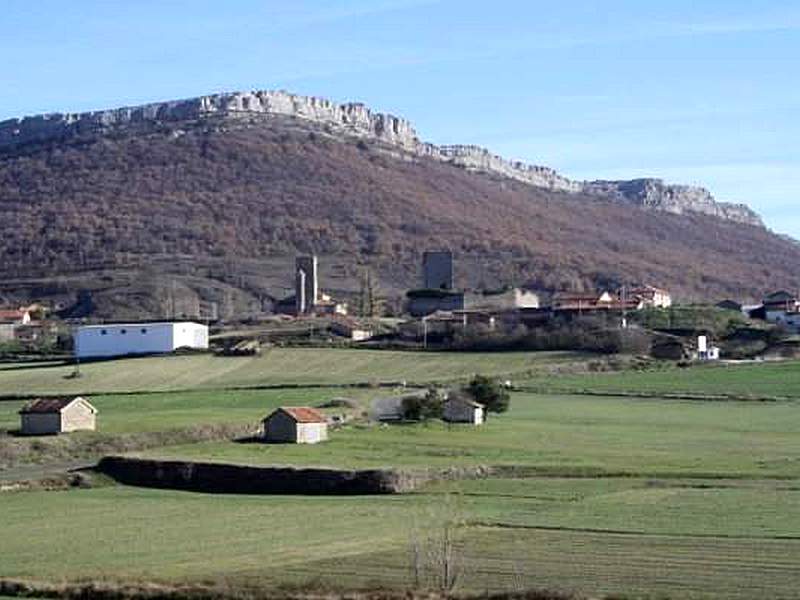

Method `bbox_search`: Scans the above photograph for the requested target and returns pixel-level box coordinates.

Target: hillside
[0,91,798,319]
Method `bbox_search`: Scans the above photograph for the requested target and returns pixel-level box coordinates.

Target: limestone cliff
[0,89,763,226]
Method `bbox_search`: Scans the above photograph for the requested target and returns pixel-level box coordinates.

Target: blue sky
[2,0,798,236]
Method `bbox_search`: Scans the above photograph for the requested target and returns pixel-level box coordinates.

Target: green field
[3,478,799,598]
[140,393,800,479]
[0,387,370,434]
[523,360,800,399]
[3,350,800,598]
[0,349,578,396]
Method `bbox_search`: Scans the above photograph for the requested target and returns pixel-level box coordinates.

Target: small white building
[443,395,485,425]
[262,407,328,444]
[631,285,672,309]
[73,322,209,359]
[19,397,97,435]
[697,335,720,361]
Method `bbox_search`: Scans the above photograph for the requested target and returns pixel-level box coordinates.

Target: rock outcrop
[0,89,763,226]
[582,179,762,226]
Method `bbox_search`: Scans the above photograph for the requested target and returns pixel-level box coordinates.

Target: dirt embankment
[96,456,498,495]
[0,579,577,600]
[96,456,409,494]
[0,423,255,473]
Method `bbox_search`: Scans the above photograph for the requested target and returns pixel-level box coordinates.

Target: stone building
[423,250,454,290]
[19,397,97,435]
[262,406,328,444]
[443,395,484,425]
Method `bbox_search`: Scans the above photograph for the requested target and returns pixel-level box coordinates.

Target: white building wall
[61,400,97,432]
[443,400,484,424]
[297,422,328,444]
[172,322,209,349]
[74,322,208,359]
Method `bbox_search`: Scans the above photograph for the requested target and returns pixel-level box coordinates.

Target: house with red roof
[261,406,328,444]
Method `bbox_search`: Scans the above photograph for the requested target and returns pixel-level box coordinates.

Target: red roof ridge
[266,406,327,423]
[19,396,92,415]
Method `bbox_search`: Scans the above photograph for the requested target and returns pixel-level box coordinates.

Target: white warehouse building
[73,322,209,359]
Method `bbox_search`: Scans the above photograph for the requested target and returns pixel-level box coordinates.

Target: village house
[443,395,485,425]
[716,299,744,313]
[0,307,34,341]
[696,335,721,361]
[19,397,97,435]
[262,406,328,444]
[0,307,32,326]
[631,285,672,308]
[73,321,209,359]
[762,291,800,326]
[552,291,643,314]
[470,288,541,311]
[425,309,496,332]
[330,317,374,341]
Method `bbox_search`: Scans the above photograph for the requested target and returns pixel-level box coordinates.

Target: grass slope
[523,360,800,398]
[0,349,576,396]
[3,480,799,598]
[140,392,800,479]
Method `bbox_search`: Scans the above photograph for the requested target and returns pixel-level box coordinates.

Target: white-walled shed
[73,322,208,359]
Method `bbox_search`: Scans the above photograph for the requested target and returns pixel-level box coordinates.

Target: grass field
[139,392,800,479]
[0,387,371,434]
[3,351,800,598]
[522,360,800,399]
[0,349,579,396]
[3,478,799,598]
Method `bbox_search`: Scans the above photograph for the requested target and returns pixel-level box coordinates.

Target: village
[2,250,798,446]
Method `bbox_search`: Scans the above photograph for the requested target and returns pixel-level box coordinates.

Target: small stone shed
[19,397,97,435]
[262,407,328,444]
[443,395,485,425]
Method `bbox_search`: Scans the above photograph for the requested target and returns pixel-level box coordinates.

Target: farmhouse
[19,397,97,435]
[262,407,328,444]
[73,321,209,359]
[631,285,672,308]
[443,395,485,425]
[330,317,374,341]
[0,307,32,325]
[762,291,800,328]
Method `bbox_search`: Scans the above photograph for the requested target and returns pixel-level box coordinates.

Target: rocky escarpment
[583,179,762,225]
[0,89,763,226]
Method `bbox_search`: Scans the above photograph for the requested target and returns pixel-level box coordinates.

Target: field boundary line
[471,521,800,541]
[0,368,552,402]
[515,386,799,403]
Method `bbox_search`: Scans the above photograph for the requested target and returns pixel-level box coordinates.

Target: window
[120,329,127,334]
[101,329,107,335]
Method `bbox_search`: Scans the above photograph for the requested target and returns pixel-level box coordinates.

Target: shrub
[402,388,444,421]
[465,375,510,413]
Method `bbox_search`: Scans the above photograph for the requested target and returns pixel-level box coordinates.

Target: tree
[465,375,510,413]
[402,388,444,421]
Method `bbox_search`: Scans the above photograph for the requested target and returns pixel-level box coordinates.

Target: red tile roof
[19,397,81,414]
[0,309,26,322]
[277,406,327,423]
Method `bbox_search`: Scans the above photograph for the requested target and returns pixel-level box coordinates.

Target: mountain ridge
[0,89,763,227]
[0,89,796,319]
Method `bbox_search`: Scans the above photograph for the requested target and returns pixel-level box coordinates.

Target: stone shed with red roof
[19,397,97,435]
[262,406,328,444]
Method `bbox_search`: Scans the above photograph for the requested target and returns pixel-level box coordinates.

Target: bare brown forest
[0,116,797,317]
